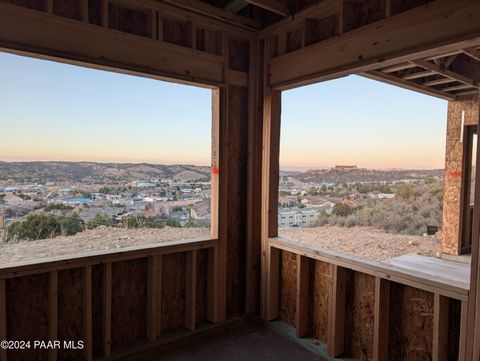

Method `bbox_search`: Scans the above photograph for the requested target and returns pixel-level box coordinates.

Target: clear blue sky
[0,51,448,169]
[281,75,447,169]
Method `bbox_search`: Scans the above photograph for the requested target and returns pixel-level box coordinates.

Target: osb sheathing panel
[226,85,248,316]
[6,274,49,361]
[111,259,147,350]
[228,39,249,72]
[109,4,149,38]
[343,0,386,32]
[388,283,434,361]
[53,0,81,20]
[163,18,191,48]
[2,0,45,11]
[161,252,186,335]
[442,95,479,254]
[196,249,208,324]
[280,250,297,326]
[448,299,461,361]
[344,271,375,361]
[92,265,104,358]
[309,260,332,343]
[58,268,84,361]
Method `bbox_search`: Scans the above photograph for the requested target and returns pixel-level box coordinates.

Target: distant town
[0,161,444,242]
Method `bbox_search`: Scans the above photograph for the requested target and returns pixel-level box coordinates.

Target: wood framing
[185,250,197,331]
[295,255,310,337]
[0,279,7,361]
[328,265,346,358]
[83,266,93,361]
[146,256,158,342]
[48,271,58,361]
[244,0,287,16]
[268,0,480,88]
[373,277,389,361]
[102,262,112,357]
[432,294,449,361]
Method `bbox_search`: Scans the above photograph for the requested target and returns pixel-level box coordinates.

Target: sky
[281,75,448,169]
[0,51,448,169]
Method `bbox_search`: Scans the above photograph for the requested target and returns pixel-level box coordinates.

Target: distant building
[333,165,358,171]
[278,208,320,227]
[190,200,211,220]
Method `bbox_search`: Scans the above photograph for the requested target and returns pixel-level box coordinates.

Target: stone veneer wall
[442,95,479,255]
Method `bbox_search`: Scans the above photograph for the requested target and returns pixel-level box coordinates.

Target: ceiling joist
[411,59,478,88]
[243,0,287,16]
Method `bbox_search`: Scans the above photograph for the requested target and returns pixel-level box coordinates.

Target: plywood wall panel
[160,253,186,335]
[111,259,147,350]
[442,95,479,254]
[309,260,332,343]
[58,268,84,361]
[6,274,49,361]
[196,249,208,324]
[344,271,375,361]
[279,250,297,326]
[388,283,434,361]
[226,85,249,316]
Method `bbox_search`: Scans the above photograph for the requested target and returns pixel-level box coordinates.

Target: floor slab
[119,320,325,361]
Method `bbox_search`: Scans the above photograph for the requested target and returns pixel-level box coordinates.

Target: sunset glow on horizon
[0,52,448,170]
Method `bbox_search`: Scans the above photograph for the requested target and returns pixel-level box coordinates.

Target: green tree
[332,203,353,217]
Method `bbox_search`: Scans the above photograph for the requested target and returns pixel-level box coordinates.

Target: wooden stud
[150,10,157,40]
[156,256,163,337]
[0,279,7,361]
[296,255,310,337]
[328,265,346,358]
[101,0,109,28]
[146,256,158,343]
[81,0,89,22]
[459,301,468,361]
[373,277,389,361]
[412,59,479,88]
[433,294,449,361]
[102,263,112,357]
[83,266,93,361]
[46,0,53,14]
[185,250,197,331]
[49,271,58,361]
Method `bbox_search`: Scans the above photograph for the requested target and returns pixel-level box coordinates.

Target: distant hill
[0,161,211,184]
[281,168,444,184]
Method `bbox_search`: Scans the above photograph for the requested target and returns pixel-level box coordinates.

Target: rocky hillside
[0,161,211,184]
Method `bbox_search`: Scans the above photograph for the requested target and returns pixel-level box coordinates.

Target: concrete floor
[120,320,325,361]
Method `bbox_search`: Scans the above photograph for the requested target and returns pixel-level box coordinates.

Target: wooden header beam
[268,0,480,89]
[0,2,225,88]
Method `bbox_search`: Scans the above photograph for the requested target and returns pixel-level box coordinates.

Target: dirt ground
[279,226,441,262]
[0,225,441,265]
[0,226,210,265]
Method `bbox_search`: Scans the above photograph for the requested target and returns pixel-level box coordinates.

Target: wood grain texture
[345,272,375,361]
[58,268,84,361]
[389,283,434,361]
[226,85,249,316]
[161,253,186,335]
[310,260,332,343]
[92,265,104,358]
[111,259,147,351]
[6,274,49,361]
[279,250,297,326]
[195,249,208,325]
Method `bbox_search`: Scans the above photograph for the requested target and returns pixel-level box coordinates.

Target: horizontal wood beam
[423,77,455,87]
[268,0,480,89]
[0,2,225,88]
[362,70,455,101]
[411,59,479,88]
[463,47,480,62]
[244,0,287,16]
[402,69,437,80]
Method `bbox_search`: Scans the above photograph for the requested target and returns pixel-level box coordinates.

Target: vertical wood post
[328,265,346,357]
[156,256,163,337]
[185,250,197,331]
[102,263,112,357]
[296,255,310,337]
[0,279,7,361]
[83,266,92,361]
[101,0,108,28]
[373,277,390,361]
[48,271,58,361]
[459,301,468,361]
[433,294,449,361]
[146,256,158,343]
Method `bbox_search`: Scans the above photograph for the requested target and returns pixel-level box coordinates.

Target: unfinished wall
[442,95,479,255]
